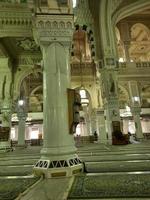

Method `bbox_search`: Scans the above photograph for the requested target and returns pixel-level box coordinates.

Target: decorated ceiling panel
[1,37,40,59]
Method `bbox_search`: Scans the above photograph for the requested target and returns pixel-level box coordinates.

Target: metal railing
[71,63,96,76]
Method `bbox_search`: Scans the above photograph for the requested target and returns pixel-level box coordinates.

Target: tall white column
[17,114,27,147]
[131,107,143,140]
[82,107,92,136]
[25,126,30,141]
[86,118,92,135]
[100,68,120,144]
[41,42,76,154]
[16,99,28,147]
[128,81,144,140]
[96,109,107,144]
[33,14,82,178]
[91,111,97,134]
[119,22,131,62]
[0,58,12,151]
[124,41,131,62]
[13,125,18,141]
[123,119,129,134]
[0,105,12,151]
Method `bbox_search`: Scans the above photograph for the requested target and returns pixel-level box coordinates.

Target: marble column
[86,118,92,136]
[96,109,107,144]
[119,22,131,62]
[81,107,92,136]
[100,68,120,145]
[0,58,13,151]
[33,14,82,178]
[91,111,97,134]
[25,126,30,141]
[128,81,143,140]
[123,41,131,62]
[17,112,27,147]
[0,104,12,151]
[123,119,129,134]
[131,107,143,140]
[13,125,18,141]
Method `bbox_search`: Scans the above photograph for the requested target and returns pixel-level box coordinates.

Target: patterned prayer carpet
[0,177,39,200]
[68,174,150,199]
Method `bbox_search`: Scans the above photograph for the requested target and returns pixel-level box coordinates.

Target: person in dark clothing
[94,131,98,141]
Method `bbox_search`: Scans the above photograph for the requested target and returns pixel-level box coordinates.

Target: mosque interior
[0,0,150,199]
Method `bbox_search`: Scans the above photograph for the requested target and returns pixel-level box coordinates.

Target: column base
[105,138,112,145]
[98,139,108,145]
[15,144,27,149]
[136,137,145,142]
[0,141,13,152]
[33,155,83,178]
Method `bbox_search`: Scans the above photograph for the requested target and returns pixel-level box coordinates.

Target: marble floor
[0,141,150,200]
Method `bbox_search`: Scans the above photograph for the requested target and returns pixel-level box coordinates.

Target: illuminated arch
[13,68,42,100]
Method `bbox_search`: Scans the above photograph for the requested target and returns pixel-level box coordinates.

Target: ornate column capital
[33,14,74,47]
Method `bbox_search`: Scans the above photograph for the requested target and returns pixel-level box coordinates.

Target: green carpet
[0,167,33,176]
[0,177,39,200]
[86,161,150,173]
[68,174,150,199]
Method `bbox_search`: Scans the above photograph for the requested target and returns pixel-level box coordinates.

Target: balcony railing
[119,62,150,69]
[118,62,150,77]
[71,63,96,76]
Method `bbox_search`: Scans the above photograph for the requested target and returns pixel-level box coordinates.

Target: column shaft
[97,110,107,144]
[131,109,144,140]
[18,119,26,146]
[128,81,143,140]
[41,43,76,156]
[0,108,12,150]
[0,58,13,151]
[33,14,83,177]
[124,42,130,62]
[100,68,120,144]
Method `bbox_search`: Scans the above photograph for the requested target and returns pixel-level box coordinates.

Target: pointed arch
[113,0,150,24]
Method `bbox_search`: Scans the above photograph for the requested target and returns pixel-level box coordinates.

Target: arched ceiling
[130,23,150,61]
[20,72,43,112]
[116,7,150,62]
[141,85,150,108]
